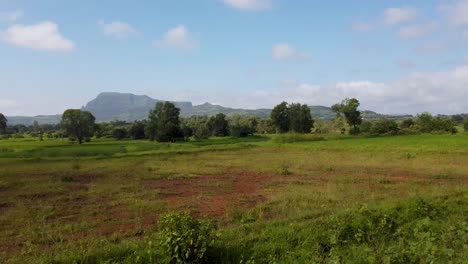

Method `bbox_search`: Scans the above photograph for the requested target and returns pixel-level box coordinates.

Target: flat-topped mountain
[6,92,408,125]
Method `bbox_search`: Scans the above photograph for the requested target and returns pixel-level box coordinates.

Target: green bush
[158,213,216,264]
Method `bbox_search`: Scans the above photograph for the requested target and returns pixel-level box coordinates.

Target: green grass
[0,133,467,263]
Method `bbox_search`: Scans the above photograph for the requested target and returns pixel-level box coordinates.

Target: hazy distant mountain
[6,92,409,125]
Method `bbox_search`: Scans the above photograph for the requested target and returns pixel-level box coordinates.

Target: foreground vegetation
[0,132,467,263]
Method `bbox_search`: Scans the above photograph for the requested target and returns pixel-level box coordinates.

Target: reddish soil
[147,172,274,217]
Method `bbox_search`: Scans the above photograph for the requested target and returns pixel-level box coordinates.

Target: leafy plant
[159,213,216,264]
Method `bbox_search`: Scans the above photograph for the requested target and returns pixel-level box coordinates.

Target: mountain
[6,92,409,125]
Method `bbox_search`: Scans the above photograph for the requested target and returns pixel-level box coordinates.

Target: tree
[0,113,7,134]
[464,119,468,132]
[400,118,415,129]
[271,102,290,133]
[228,115,256,137]
[370,118,399,135]
[332,98,362,134]
[415,112,434,133]
[60,109,96,144]
[112,127,128,140]
[207,113,229,137]
[288,103,314,133]
[129,121,146,139]
[146,102,182,142]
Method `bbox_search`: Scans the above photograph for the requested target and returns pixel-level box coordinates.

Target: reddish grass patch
[147,172,274,217]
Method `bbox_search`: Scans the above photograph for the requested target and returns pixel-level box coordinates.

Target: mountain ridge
[6,92,409,125]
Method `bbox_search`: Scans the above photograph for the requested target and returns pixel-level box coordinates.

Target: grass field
[0,133,467,263]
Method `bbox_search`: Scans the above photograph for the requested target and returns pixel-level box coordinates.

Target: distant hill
[6,92,409,125]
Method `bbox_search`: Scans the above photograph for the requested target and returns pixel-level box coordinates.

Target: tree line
[1,98,467,144]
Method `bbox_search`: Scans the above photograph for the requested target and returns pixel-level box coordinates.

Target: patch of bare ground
[145,172,331,217]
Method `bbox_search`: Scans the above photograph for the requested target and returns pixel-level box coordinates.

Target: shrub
[370,118,399,135]
[159,213,216,264]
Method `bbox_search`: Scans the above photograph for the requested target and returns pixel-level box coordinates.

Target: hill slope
[6,92,408,125]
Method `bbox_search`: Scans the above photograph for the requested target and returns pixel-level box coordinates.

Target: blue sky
[0,0,467,115]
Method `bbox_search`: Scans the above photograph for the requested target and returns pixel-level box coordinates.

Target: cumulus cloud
[154,25,198,50]
[222,0,271,11]
[199,65,468,115]
[384,7,418,25]
[397,23,437,39]
[0,9,23,22]
[272,43,308,62]
[0,21,74,51]
[98,20,136,38]
[439,0,468,26]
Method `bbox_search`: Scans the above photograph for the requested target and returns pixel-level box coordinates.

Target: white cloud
[397,23,437,39]
[384,7,418,25]
[272,43,309,62]
[439,0,468,26]
[154,25,198,50]
[0,21,74,51]
[0,9,23,22]
[222,0,271,11]
[413,42,446,54]
[98,20,136,38]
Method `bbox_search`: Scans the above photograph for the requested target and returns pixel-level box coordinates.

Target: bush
[370,118,399,135]
[349,126,360,135]
[159,213,216,264]
[464,119,468,132]
[112,127,128,140]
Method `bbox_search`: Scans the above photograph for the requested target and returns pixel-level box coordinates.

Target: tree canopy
[60,109,96,144]
[146,102,182,142]
[0,113,7,134]
[332,98,362,134]
[270,102,314,133]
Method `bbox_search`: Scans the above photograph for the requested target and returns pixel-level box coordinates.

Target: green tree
[415,112,434,133]
[146,102,182,142]
[271,102,290,133]
[370,118,399,135]
[60,109,96,144]
[332,98,362,134]
[207,113,229,137]
[112,127,128,140]
[0,113,7,134]
[400,118,415,129]
[288,103,314,133]
[464,119,468,132]
[228,115,256,137]
[129,121,146,139]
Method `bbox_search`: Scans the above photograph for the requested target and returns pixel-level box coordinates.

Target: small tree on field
[129,121,146,139]
[112,127,128,140]
[146,102,182,142]
[332,98,362,135]
[0,113,7,134]
[60,109,96,144]
[288,103,314,133]
[207,113,229,137]
[271,102,290,133]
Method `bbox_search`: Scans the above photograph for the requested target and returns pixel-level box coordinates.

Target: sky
[0,0,467,116]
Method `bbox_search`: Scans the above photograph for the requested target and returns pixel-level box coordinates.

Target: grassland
[0,133,467,263]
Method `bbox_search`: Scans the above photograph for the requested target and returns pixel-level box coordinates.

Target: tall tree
[208,113,229,137]
[271,102,290,133]
[332,98,362,134]
[0,113,7,134]
[146,102,182,142]
[60,109,96,144]
[289,103,314,133]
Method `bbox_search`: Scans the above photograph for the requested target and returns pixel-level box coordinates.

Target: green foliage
[400,118,415,129]
[332,98,362,133]
[0,113,7,134]
[270,102,290,133]
[228,115,257,137]
[288,103,314,133]
[415,113,456,133]
[129,121,146,139]
[146,102,183,142]
[256,119,275,134]
[271,102,314,134]
[370,118,399,135]
[207,113,229,137]
[465,119,468,132]
[112,127,128,140]
[60,109,96,144]
[158,213,216,264]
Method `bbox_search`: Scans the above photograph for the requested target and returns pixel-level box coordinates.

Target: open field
[0,133,467,263]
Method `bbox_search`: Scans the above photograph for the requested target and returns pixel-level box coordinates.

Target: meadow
[0,133,467,263]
